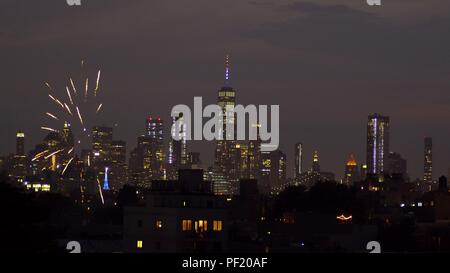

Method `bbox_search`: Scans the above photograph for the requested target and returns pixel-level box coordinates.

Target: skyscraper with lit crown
[344,154,359,185]
[214,55,237,192]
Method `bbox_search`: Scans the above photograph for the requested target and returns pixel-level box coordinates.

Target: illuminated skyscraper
[111,140,126,164]
[214,55,237,190]
[12,131,27,182]
[295,142,303,179]
[167,113,187,179]
[344,154,360,185]
[312,150,320,173]
[92,126,113,165]
[16,131,25,156]
[366,113,390,180]
[146,117,165,180]
[247,135,261,180]
[111,140,128,189]
[260,150,286,194]
[423,137,433,185]
[61,122,74,148]
[236,143,249,179]
[60,122,75,166]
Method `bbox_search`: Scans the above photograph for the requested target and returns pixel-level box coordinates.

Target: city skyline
[2,0,450,180]
[3,0,450,256]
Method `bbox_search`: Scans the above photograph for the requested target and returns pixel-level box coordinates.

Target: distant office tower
[312,150,320,173]
[387,152,407,178]
[214,55,237,190]
[360,164,368,180]
[295,143,303,179]
[423,137,432,184]
[16,131,25,156]
[42,132,63,171]
[204,166,229,195]
[236,123,262,180]
[61,122,74,148]
[92,126,113,165]
[12,131,27,182]
[111,140,128,189]
[167,113,187,179]
[146,117,165,180]
[366,113,390,180]
[247,136,261,180]
[260,150,286,194]
[344,154,360,185]
[60,122,74,166]
[236,142,249,179]
[111,140,126,164]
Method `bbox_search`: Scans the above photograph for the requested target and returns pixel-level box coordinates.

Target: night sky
[2,0,450,180]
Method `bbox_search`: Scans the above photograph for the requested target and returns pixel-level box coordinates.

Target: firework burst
[37,60,104,174]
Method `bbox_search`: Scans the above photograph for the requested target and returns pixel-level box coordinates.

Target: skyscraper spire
[224,54,230,86]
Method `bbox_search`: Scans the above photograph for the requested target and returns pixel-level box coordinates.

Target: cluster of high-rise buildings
[0,56,441,198]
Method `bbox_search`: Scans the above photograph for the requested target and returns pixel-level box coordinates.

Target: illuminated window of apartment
[155,220,163,229]
[137,240,143,249]
[182,220,193,231]
[213,220,223,231]
[195,220,208,233]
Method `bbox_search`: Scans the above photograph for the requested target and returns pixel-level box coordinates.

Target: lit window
[213,220,223,231]
[182,220,191,231]
[137,240,143,249]
[155,220,163,229]
[195,220,208,233]
[182,220,193,231]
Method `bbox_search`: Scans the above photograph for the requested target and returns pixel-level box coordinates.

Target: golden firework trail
[97,178,105,205]
[45,82,54,92]
[67,147,74,154]
[62,157,74,175]
[95,70,101,95]
[44,148,65,160]
[66,86,74,105]
[96,103,103,114]
[64,103,73,116]
[46,112,59,121]
[48,94,65,109]
[70,78,77,95]
[32,149,50,161]
[41,127,59,133]
[76,106,84,126]
[85,78,89,98]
